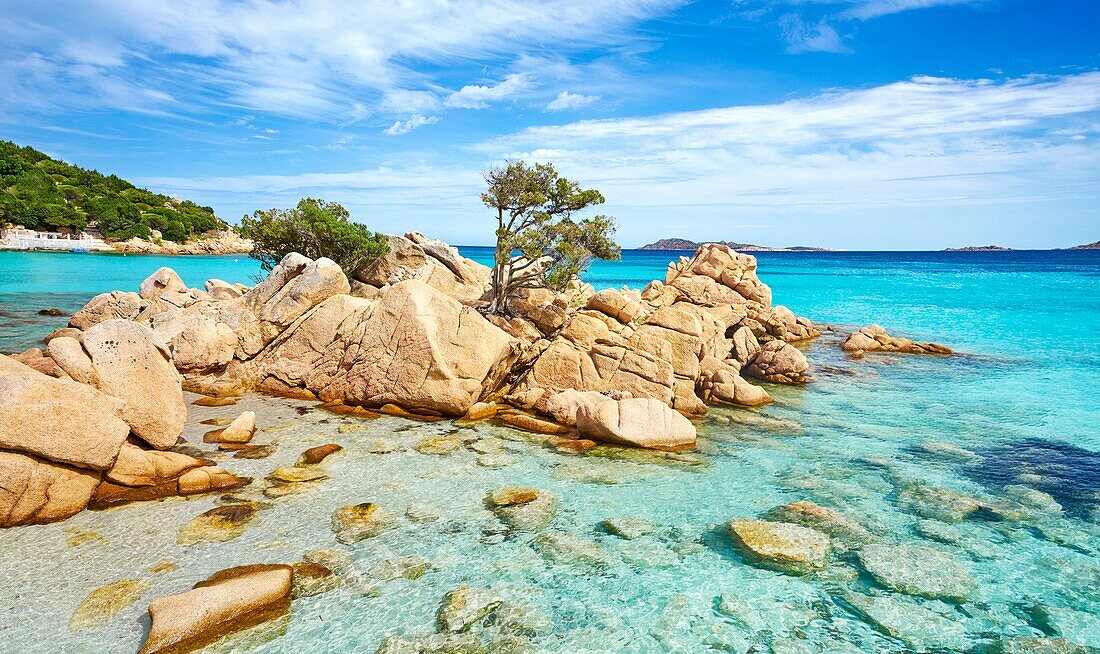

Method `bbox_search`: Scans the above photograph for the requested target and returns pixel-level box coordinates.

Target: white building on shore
[0,228,111,251]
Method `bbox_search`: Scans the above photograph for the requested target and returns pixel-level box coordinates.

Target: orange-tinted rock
[138,564,292,654]
[192,396,238,407]
[0,451,102,527]
[297,444,343,465]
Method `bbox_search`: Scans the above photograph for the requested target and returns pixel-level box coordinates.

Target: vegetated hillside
[0,140,223,241]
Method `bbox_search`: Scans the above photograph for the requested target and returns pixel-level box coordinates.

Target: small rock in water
[532,531,608,567]
[413,435,463,455]
[437,585,503,632]
[857,544,976,602]
[297,443,343,464]
[598,516,655,540]
[138,564,292,654]
[266,466,327,484]
[917,440,979,461]
[726,520,830,575]
[291,562,340,598]
[193,396,238,407]
[203,411,256,444]
[763,500,872,548]
[1003,484,1063,516]
[233,444,276,459]
[331,503,397,544]
[303,548,353,573]
[476,452,515,468]
[843,592,969,651]
[69,578,151,631]
[363,438,401,454]
[369,556,432,581]
[406,503,442,522]
[149,562,177,576]
[487,486,541,507]
[490,489,558,531]
[67,531,105,547]
[177,503,257,545]
[897,485,981,522]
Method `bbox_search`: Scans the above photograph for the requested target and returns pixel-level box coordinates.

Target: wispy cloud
[135,72,1100,247]
[0,0,682,123]
[735,0,986,53]
[778,13,849,54]
[546,91,601,111]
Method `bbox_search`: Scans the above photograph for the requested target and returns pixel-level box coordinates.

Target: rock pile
[841,324,953,355]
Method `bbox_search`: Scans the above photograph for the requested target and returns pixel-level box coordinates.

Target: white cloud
[444,73,534,109]
[546,91,601,111]
[480,73,1100,218]
[383,114,441,136]
[135,72,1100,248]
[839,0,983,21]
[0,0,681,121]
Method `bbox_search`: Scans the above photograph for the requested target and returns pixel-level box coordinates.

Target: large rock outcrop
[354,232,489,305]
[0,355,130,470]
[0,451,103,527]
[249,280,518,415]
[81,320,187,449]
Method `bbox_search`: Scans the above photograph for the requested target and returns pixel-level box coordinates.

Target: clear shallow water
[1,248,1099,652]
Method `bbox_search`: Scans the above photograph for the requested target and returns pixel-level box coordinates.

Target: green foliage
[481,161,620,313]
[0,139,222,241]
[238,198,390,274]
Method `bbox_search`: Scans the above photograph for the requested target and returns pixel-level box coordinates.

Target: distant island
[1067,241,1100,250]
[639,237,832,252]
[943,245,1014,252]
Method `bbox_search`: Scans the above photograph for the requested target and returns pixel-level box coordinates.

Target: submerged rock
[291,562,340,598]
[331,503,397,544]
[178,503,258,545]
[897,485,981,522]
[69,578,152,631]
[138,564,292,654]
[726,520,830,574]
[489,488,557,532]
[763,501,873,548]
[437,585,503,633]
[532,531,608,566]
[414,435,463,456]
[406,503,442,523]
[266,466,327,484]
[598,516,655,540]
[370,556,432,581]
[843,593,968,651]
[857,544,976,602]
[986,637,1097,654]
[303,548,353,573]
[1028,605,1100,648]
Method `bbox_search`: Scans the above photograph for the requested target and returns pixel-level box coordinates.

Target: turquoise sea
[1,247,1099,652]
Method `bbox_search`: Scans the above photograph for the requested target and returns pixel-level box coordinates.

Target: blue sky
[2,0,1098,249]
